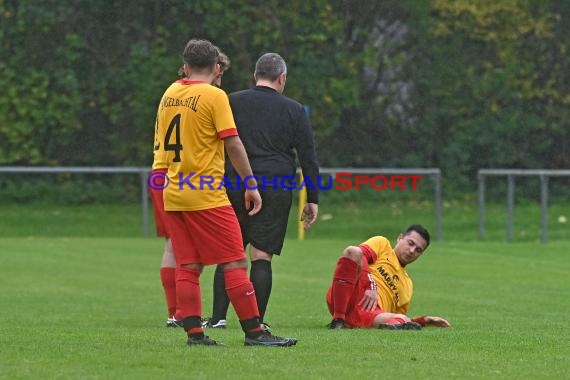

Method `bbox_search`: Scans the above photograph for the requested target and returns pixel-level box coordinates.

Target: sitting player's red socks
[331,257,359,320]
[384,317,406,325]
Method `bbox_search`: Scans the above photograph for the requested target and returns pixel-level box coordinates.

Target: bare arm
[412,316,451,328]
[301,203,318,230]
[357,262,378,312]
[224,136,261,216]
[372,313,450,328]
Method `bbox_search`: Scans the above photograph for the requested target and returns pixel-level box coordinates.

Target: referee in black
[203,53,320,328]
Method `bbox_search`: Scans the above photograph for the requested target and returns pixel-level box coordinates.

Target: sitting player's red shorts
[326,271,384,328]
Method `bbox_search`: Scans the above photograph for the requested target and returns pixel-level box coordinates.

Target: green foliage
[0,3,83,164]
[0,0,568,193]
[0,173,141,204]
[199,0,360,141]
[404,0,570,190]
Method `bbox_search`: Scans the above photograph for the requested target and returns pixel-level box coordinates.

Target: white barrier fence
[0,166,151,236]
[478,169,570,243]
[0,166,442,240]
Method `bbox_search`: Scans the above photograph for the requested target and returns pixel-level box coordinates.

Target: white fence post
[477,169,570,243]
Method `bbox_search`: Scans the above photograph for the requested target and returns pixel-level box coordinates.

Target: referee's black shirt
[225,86,319,204]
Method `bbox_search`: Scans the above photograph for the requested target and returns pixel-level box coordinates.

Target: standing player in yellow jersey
[151,51,231,329]
[326,224,450,330]
[154,38,296,347]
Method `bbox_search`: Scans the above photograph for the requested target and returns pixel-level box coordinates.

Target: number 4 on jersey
[164,114,183,162]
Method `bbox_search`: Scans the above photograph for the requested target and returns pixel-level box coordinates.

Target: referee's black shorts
[227,188,293,255]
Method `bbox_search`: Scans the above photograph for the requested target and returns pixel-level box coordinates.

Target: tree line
[1,0,568,192]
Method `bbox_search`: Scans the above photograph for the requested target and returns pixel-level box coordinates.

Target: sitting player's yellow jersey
[361,236,413,314]
[154,80,238,211]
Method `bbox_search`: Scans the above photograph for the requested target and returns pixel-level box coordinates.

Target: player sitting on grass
[327,224,450,330]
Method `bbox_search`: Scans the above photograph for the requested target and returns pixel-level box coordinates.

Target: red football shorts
[165,205,246,266]
[150,169,169,238]
[326,272,384,328]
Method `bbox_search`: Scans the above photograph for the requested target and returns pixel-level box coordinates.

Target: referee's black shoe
[201,317,227,329]
[166,316,183,328]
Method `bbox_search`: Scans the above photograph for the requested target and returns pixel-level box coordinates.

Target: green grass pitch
[0,237,569,379]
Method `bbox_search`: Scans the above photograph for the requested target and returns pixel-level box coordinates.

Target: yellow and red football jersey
[152,116,168,170]
[360,236,414,314]
[154,79,238,211]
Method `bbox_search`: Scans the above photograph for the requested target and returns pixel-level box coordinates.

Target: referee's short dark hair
[254,53,287,81]
[403,224,430,248]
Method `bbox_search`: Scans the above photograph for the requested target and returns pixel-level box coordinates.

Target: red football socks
[411,316,428,326]
[175,267,202,329]
[160,267,177,317]
[385,317,406,325]
[224,267,260,323]
[331,257,359,320]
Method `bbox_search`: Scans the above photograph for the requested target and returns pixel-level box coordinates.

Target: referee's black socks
[250,260,272,323]
[211,264,229,323]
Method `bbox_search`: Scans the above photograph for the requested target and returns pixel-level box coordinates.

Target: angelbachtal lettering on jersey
[161,95,201,111]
